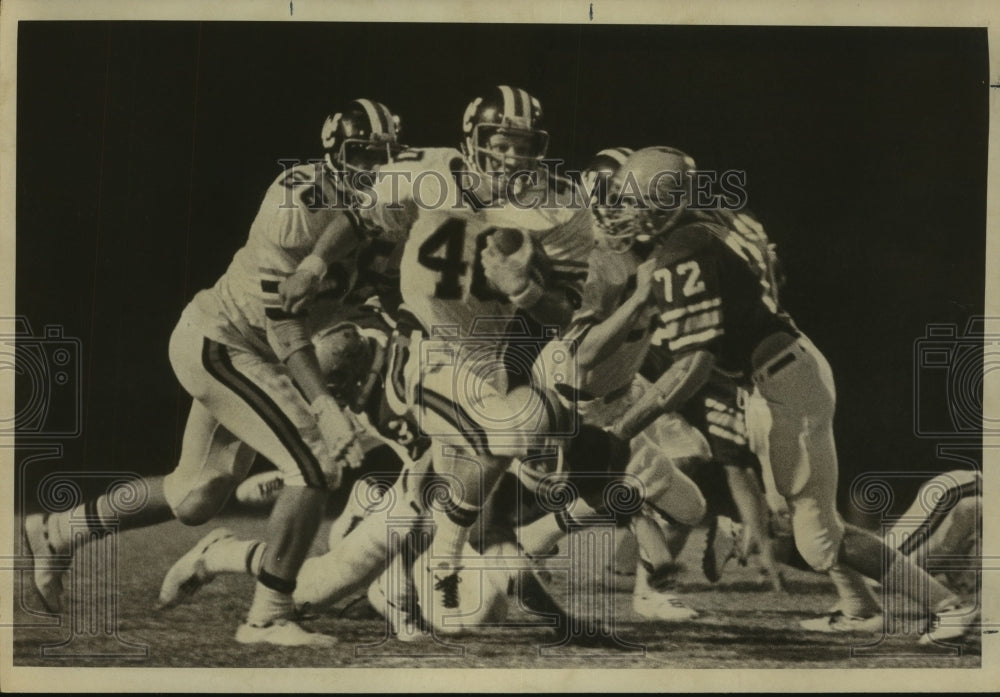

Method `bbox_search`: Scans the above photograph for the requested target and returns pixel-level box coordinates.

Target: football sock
[48,497,117,554]
[202,538,265,576]
[46,479,173,555]
[841,524,958,613]
[246,580,294,627]
[516,514,564,557]
[431,495,480,564]
[631,514,673,571]
[827,563,881,618]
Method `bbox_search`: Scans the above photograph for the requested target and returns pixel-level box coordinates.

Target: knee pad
[163,470,239,525]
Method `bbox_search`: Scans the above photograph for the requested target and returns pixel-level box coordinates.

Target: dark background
[14,22,988,518]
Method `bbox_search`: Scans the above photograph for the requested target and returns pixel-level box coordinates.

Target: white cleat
[799,610,885,633]
[414,555,465,636]
[235,618,338,647]
[920,601,980,645]
[157,528,234,609]
[368,572,426,643]
[633,591,699,622]
[23,513,68,613]
[702,515,743,583]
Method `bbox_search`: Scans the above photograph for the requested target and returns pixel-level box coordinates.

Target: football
[492,227,525,255]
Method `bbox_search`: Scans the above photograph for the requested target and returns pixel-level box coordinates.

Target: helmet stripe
[377,103,397,138]
[356,98,388,135]
[596,147,633,166]
[515,88,531,119]
[498,85,519,118]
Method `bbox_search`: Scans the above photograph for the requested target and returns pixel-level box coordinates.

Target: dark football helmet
[321,99,403,175]
[461,86,549,191]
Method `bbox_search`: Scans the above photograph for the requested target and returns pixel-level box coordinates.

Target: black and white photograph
[2,0,997,692]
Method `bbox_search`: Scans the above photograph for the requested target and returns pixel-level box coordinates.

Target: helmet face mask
[321,99,403,194]
[462,86,548,197]
[591,147,695,254]
[338,136,402,175]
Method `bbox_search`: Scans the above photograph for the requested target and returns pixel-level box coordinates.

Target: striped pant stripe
[201,339,326,489]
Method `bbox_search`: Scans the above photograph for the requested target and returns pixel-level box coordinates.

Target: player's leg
[752,342,883,629]
[757,337,975,639]
[25,339,253,614]
[294,452,432,611]
[409,355,533,633]
[887,471,981,598]
[171,332,343,645]
[626,428,704,621]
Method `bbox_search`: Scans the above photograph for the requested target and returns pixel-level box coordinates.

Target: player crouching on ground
[596,147,979,645]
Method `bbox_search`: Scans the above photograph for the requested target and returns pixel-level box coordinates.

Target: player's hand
[279,269,323,314]
[632,258,657,305]
[481,232,535,297]
[311,394,364,472]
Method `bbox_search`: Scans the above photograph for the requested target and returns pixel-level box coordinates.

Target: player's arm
[610,238,723,439]
[608,349,715,441]
[279,212,364,314]
[480,232,578,330]
[575,258,655,369]
[266,316,363,470]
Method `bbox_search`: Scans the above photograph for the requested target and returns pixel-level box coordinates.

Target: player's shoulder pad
[656,222,717,265]
[383,146,464,176]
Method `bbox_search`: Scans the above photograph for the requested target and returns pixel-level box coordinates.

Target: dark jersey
[648,208,796,377]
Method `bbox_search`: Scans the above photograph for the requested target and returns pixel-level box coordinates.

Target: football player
[336,86,593,634]
[519,147,713,621]
[886,469,981,600]
[598,147,979,644]
[23,99,403,647]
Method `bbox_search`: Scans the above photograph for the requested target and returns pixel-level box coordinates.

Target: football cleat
[633,590,699,622]
[23,513,68,613]
[413,554,465,636]
[702,515,744,583]
[235,618,338,647]
[919,601,980,645]
[157,527,234,609]
[367,569,426,643]
[799,610,885,633]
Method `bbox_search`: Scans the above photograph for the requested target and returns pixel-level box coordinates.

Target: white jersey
[191,164,362,357]
[364,147,593,338]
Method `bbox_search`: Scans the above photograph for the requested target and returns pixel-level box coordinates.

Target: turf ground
[12,513,981,669]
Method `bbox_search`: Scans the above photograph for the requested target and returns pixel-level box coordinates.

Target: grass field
[12,513,981,670]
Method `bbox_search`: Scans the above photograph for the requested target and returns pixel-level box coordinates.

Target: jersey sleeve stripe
[668,327,724,351]
[707,423,747,446]
[658,297,722,323]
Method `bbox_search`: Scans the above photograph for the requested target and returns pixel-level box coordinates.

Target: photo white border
[1,0,997,691]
